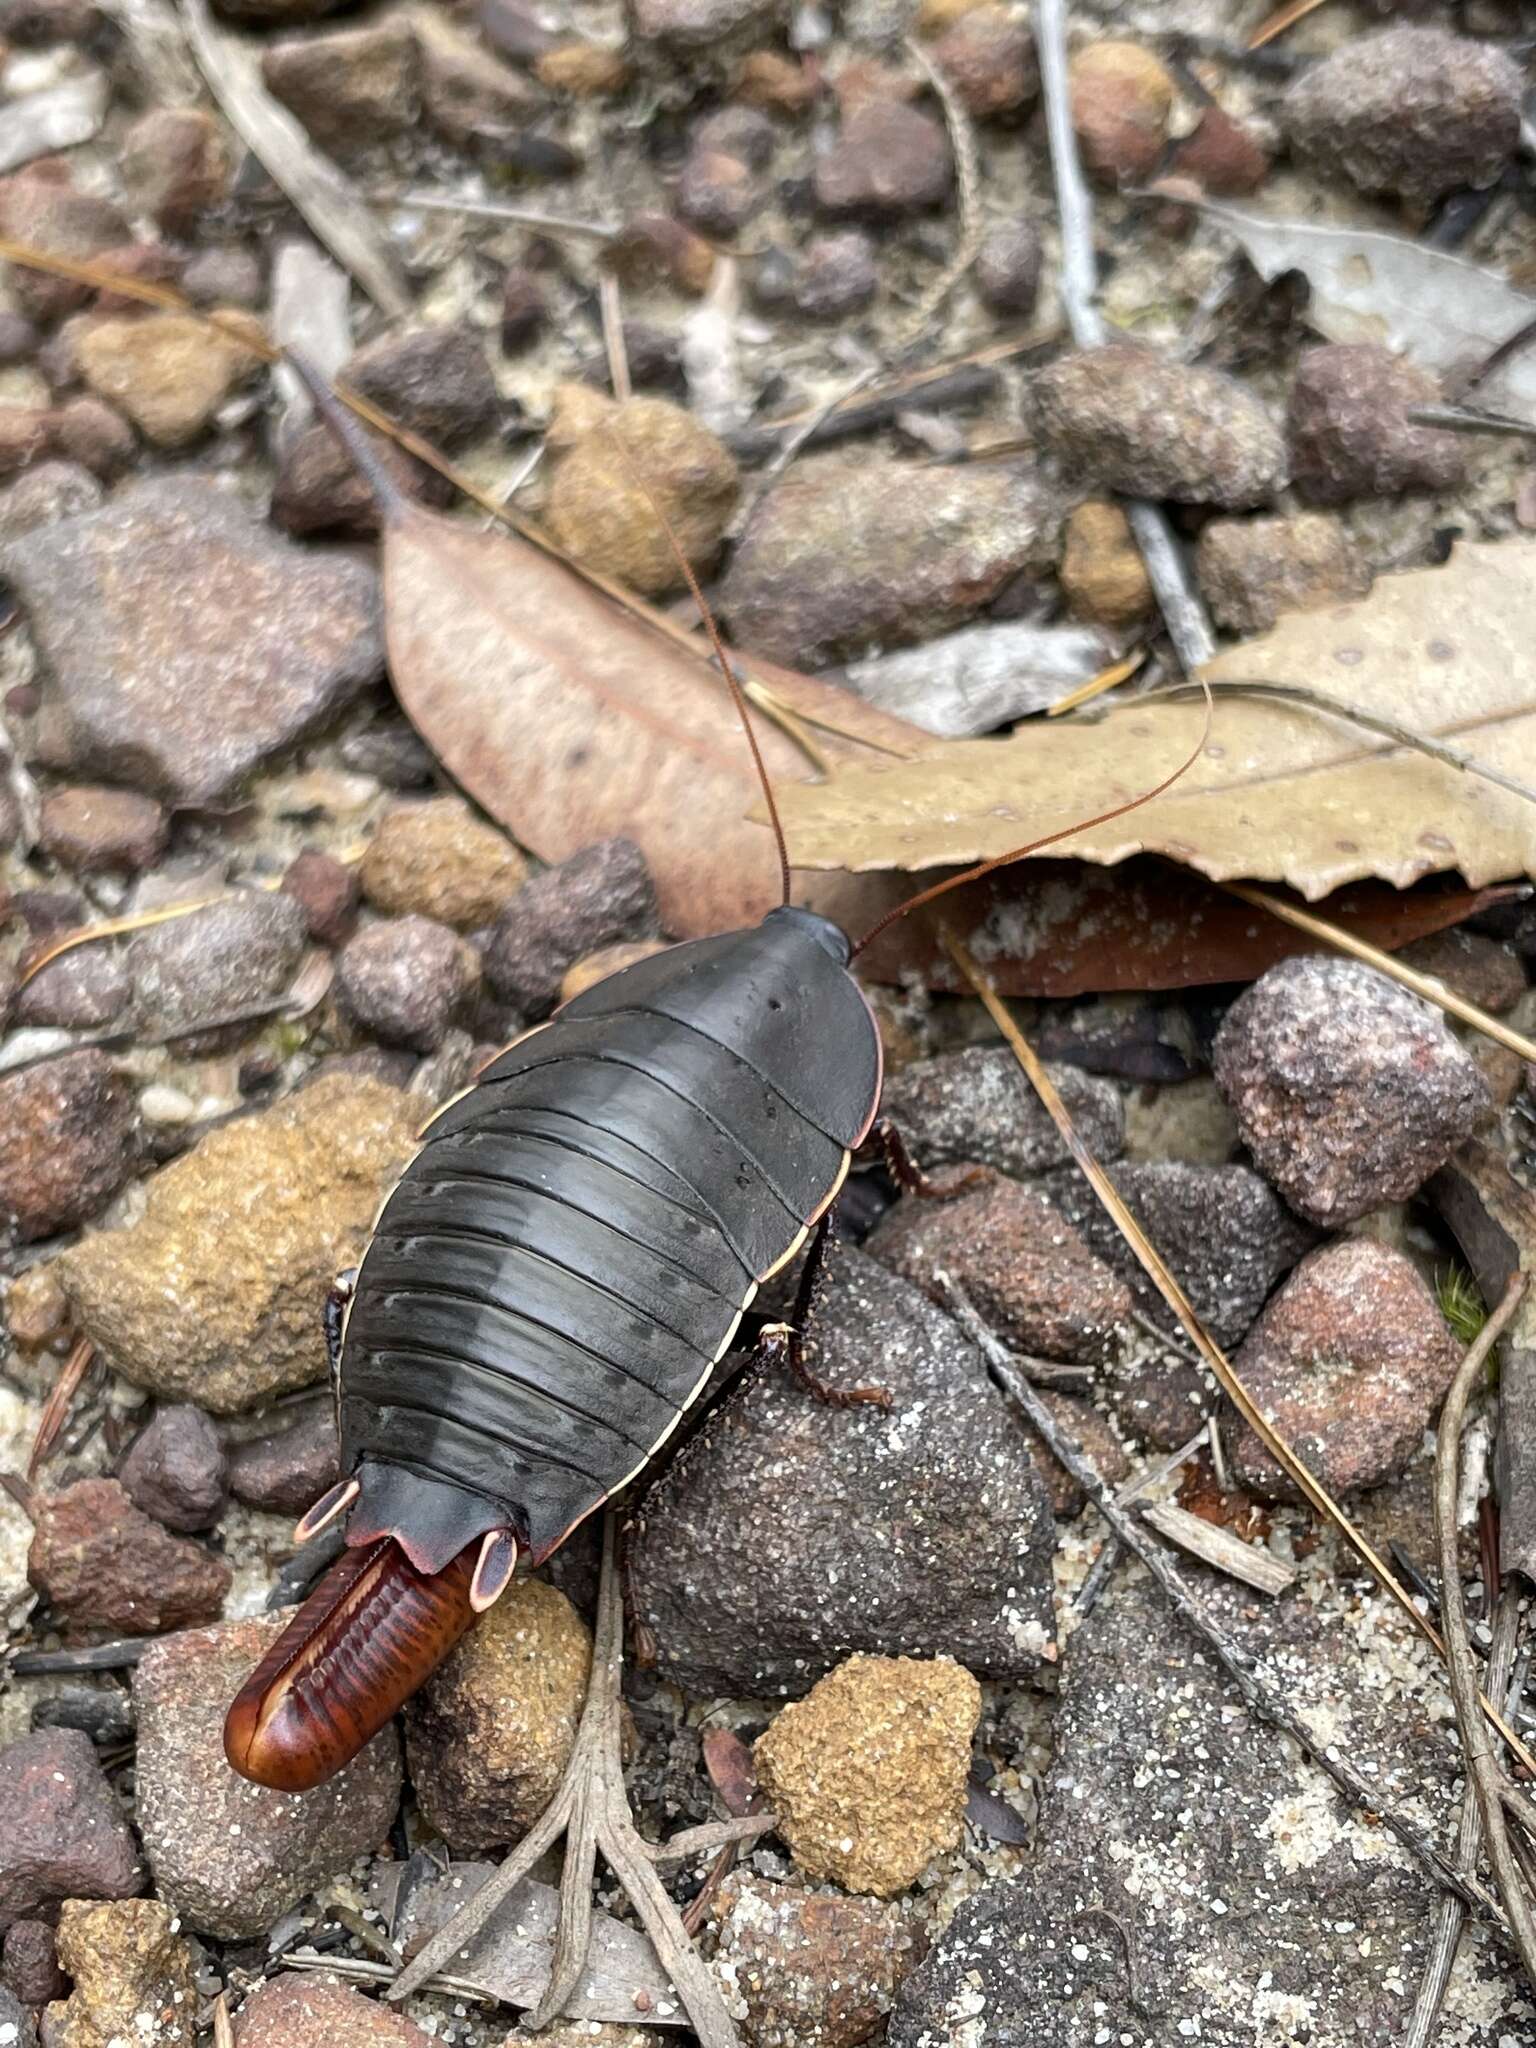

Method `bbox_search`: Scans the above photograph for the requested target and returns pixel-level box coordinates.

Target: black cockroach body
[224,355,1205,1797]
[225,906,887,1789]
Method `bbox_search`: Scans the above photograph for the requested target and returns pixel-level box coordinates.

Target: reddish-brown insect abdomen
[223,1538,478,1791]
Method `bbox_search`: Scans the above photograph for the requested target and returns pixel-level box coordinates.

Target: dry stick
[1436,1281,1536,1991]
[599,273,632,403]
[378,190,620,241]
[180,0,410,316]
[1247,0,1331,47]
[942,931,1536,1779]
[1035,0,1214,674]
[1224,884,1536,1071]
[938,1275,1501,1921]
[1405,1588,1525,2048]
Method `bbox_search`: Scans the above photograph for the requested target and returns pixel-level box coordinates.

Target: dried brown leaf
[774,542,1536,899]
[377,499,927,936]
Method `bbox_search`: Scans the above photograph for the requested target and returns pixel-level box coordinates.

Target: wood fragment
[28,1338,95,1482]
[1036,0,1214,673]
[724,363,1004,462]
[1435,1280,1536,1991]
[599,273,632,403]
[181,0,411,317]
[1138,1500,1297,1596]
[943,931,1536,1778]
[938,1275,1502,1922]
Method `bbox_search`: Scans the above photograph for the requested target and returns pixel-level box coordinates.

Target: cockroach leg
[387,1516,743,2048]
[764,1212,892,1410]
[862,1115,984,1200]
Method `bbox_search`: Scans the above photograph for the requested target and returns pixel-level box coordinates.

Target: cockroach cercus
[223,362,1203,2018]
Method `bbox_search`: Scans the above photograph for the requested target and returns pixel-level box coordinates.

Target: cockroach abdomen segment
[223,1536,478,1792]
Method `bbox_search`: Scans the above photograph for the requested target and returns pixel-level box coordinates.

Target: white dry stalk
[682,258,749,437]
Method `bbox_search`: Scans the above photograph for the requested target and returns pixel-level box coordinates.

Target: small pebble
[261,17,420,156]
[1033,344,1286,509]
[500,266,548,352]
[792,231,878,319]
[75,309,264,450]
[56,1072,418,1412]
[755,1654,980,1895]
[630,0,785,51]
[735,46,816,110]
[29,1476,231,1633]
[343,323,501,449]
[49,1899,197,2048]
[710,1874,924,2048]
[0,164,127,322]
[338,718,438,790]
[226,1406,339,1516]
[404,1579,591,1854]
[281,847,361,947]
[483,838,658,1015]
[118,1404,228,1532]
[974,219,1041,315]
[1282,24,1522,207]
[1195,510,1372,634]
[1069,39,1174,184]
[0,1050,138,1245]
[120,108,230,232]
[417,14,540,146]
[48,394,136,479]
[721,454,1057,667]
[536,38,632,94]
[1168,103,1270,196]
[133,1616,401,1938]
[867,1168,1131,1362]
[129,892,307,1042]
[814,101,952,217]
[931,5,1036,119]
[1229,1239,1460,1500]
[0,464,102,552]
[3,1919,65,2007]
[0,409,52,481]
[181,244,264,308]
[1059,498,1152,627]
[271,420,452,539]
[545,393,740,597]
[878,1045,1123,1178]
[0,311,40,363]
[232,1976,434,2045]
[336,914,481,1051]
[0,1728,144,1931]
[361,796,528,929]
[9,948,128,1033]
[1287,343,1469,504]
[608,211,718,296]
[39,785,168,874]
[1212,955,1490,1226]
[679,146,761,236]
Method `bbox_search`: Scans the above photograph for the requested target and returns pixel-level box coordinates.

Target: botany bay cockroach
[224,361,1207,1803]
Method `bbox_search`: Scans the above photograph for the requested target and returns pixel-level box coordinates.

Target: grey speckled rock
[720,455,1059,670]
[1032,345,1286,509]
[4,478,383,805]
[892,1572,1529,2046]
[878,1046,1123,1180]
[628,1245,1057,1697]
[133,1614,401,1939]
[129,892,308,1041]
[1282,25,1521,207]
[0,1728,144,1935]
[1213,956,1489,1226]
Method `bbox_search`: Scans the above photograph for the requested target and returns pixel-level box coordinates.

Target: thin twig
[901,35,983,337]
[1151,676,1536,812]
[943,930,1536,1778]
[1406,402,1536,440]
[377,190,620,241]
[939,1275,1502,1921]
[1247,0,1330,48]
[1035,0,1214,674]
[1452,312,1536,401]
[1435,1279,1536,1989]
[29,1339,95,1480]
[599,273,632,403]
[1405,1589,1525,2048]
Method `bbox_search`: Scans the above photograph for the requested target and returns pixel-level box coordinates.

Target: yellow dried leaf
[773,541,1536,900]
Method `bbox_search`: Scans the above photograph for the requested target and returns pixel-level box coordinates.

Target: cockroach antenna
[850,678,1215,960]
[600,429,795,911]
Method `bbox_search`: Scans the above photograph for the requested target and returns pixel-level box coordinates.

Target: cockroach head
[764,904,851,964]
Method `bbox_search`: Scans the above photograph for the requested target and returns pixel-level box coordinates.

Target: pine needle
[1047,649,1146,717]
[942,927,1536,1777]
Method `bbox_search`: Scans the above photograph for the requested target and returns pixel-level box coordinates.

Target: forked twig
[387,1516,742,2047]
[938,1276,1501,1920]
[1435,1279,1536,1992]
[1405,1589,1524,2048]
[942,931,1536,1778]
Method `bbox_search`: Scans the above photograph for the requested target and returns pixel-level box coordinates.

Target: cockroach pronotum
[224,368,1204,1799]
